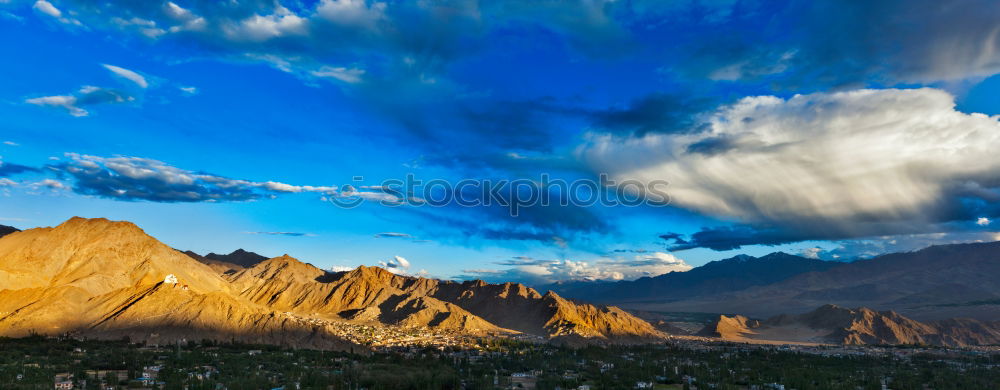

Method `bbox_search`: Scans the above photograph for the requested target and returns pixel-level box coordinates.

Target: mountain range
[543,252,840,303]
[697,304,1000,347]
[4,217,1000,349]
[0,217,661,350]
[547,243,1000,323]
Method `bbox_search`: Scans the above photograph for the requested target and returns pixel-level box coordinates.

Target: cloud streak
[49,153,338,203]
[102,64,148,88]
[245,231,315,237]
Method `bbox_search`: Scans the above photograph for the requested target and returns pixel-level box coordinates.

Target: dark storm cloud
[663,0,1000,86]
[591,93,715,136]
[663,225,805,252]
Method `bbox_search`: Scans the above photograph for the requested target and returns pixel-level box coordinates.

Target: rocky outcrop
[697,315,761,339]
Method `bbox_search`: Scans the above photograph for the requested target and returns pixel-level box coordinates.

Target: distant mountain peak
[347,264,398,278]
[759,252,797,259]
[205,248,269,268]
[0,224,20,239]
[729,254,756,262]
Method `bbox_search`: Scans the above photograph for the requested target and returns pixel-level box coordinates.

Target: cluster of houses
[46,363,222,389]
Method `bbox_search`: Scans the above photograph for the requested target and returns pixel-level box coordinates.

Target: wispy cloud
[26,86,133,117]
[102,64,149,88]
[373,232,411,239]
[245,231,316,237]
[24,63,189,117]
[30,179,68,191]
[32,0,81,26]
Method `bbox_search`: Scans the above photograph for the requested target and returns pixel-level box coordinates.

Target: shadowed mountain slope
[546,252,840,304]
[645,242,1000,321]
[0,225,18,238]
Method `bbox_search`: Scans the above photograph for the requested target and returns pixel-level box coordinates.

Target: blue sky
[1,0,999,284]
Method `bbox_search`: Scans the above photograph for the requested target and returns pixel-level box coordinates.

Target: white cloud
[333,185,407,204]
[111,16,165,38]
[799,247,822,259]
[0,178,17,187]
[102,64,149,88]
[461,252,693,284]
[99,155,195,185]
[226,6,307,41]
[311,66,365,83]
[25,94,85,116]
[582,88,1000,233]
[3,141,18,146]
[32,0,60,18]
[315,0,387,30]
[32,179,67,190]
[261,181,303,193]
[178,86,198,95]
[260,181,337,193]
[163,2,206,33]
[977,217,992,226]
[164,2,194,20]
[25,85,133,117]
[379,255,411,272]
[32,0,80,25]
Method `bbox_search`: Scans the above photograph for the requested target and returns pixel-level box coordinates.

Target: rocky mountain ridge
[0,217,663,350]
[698,304,1000,347]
